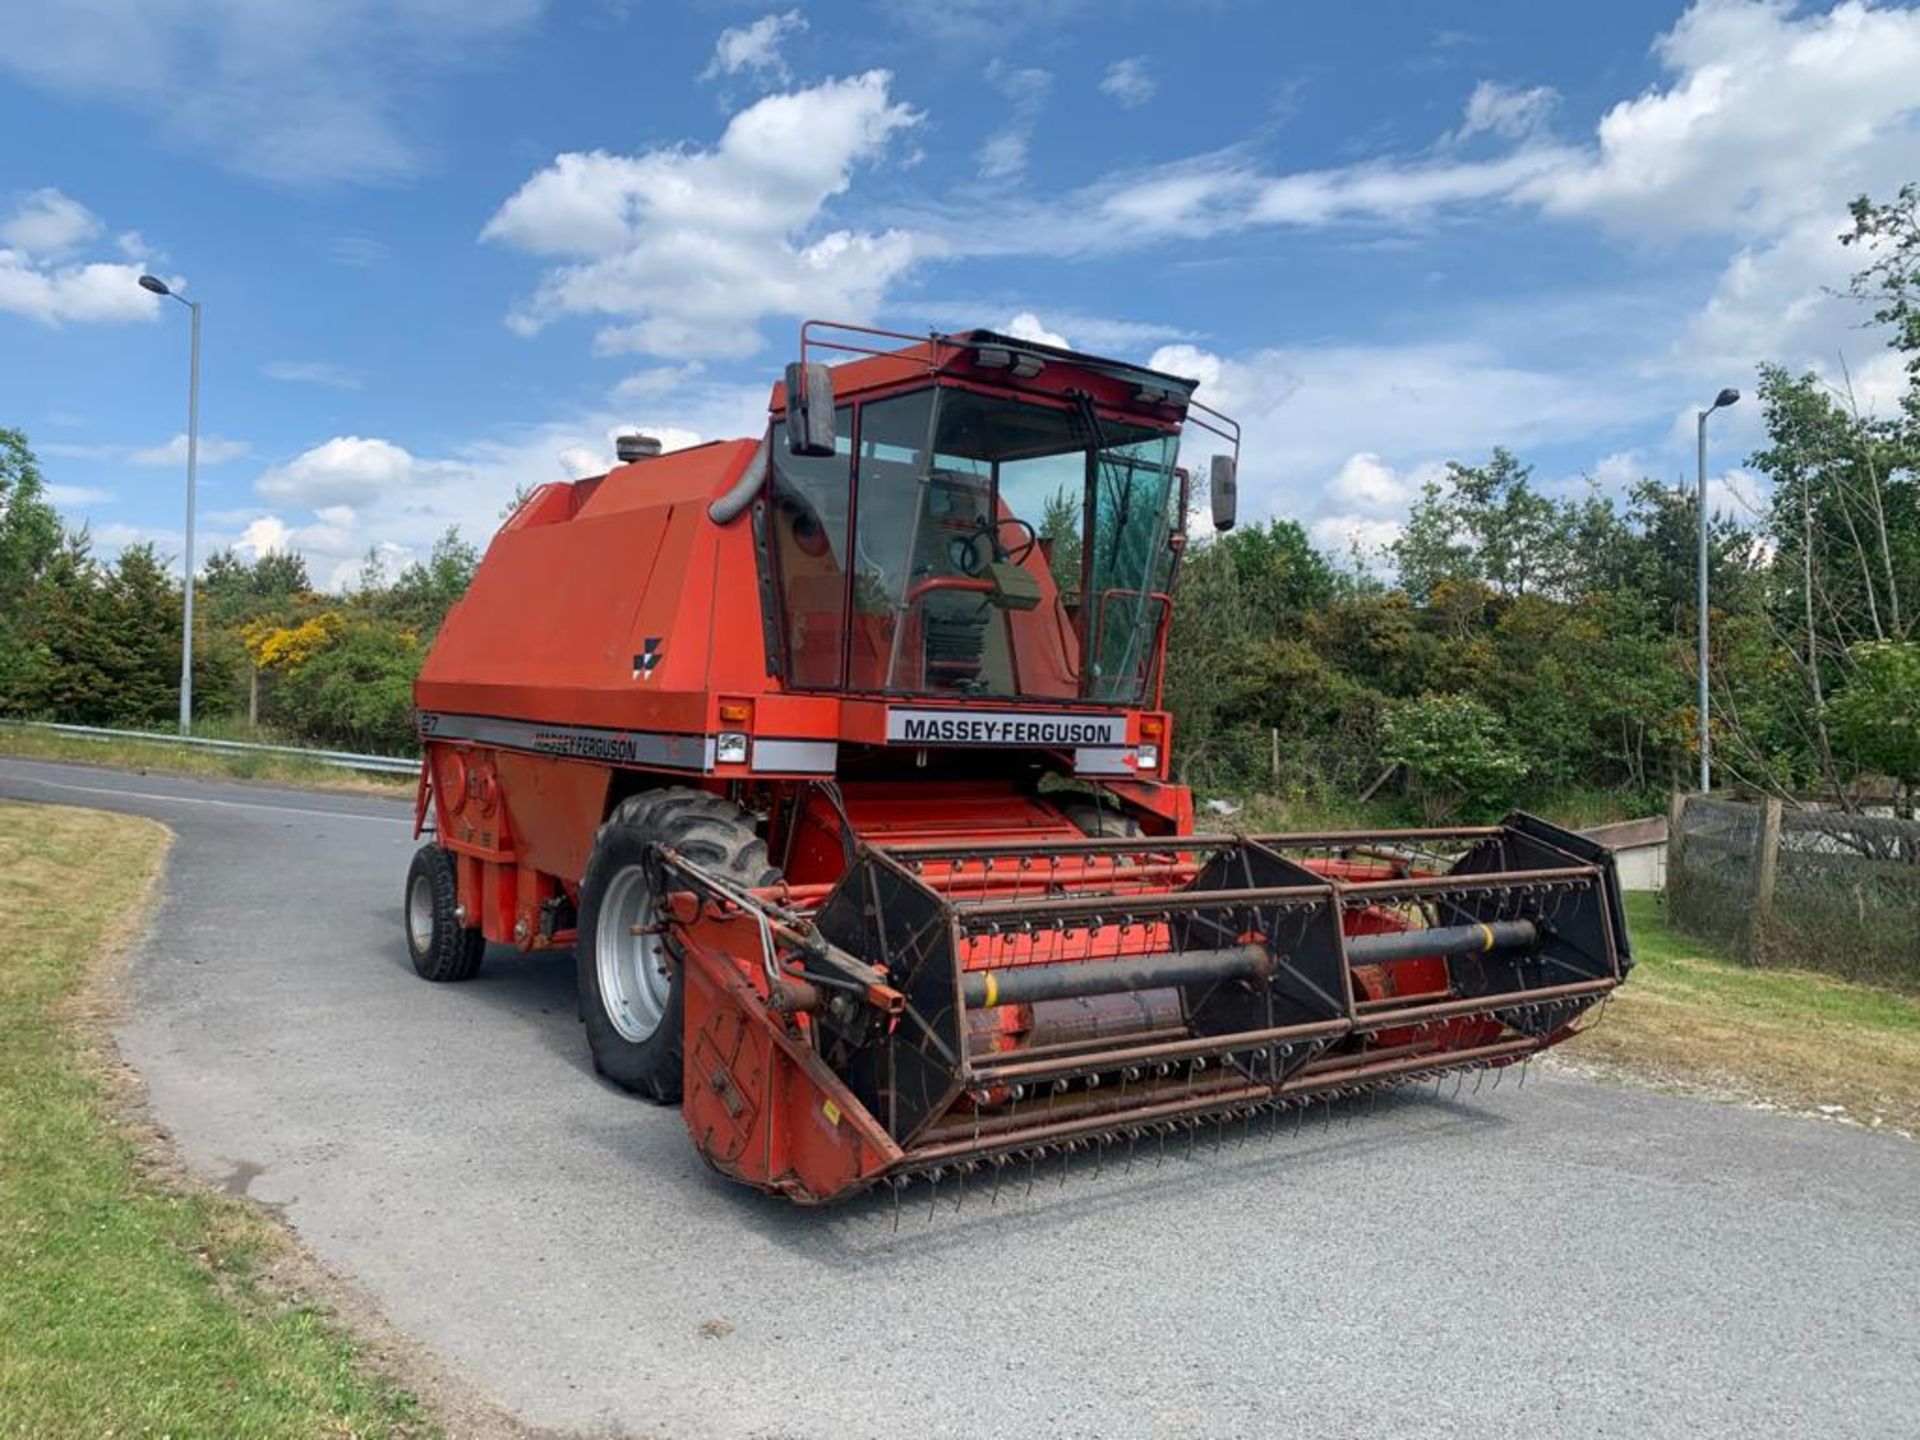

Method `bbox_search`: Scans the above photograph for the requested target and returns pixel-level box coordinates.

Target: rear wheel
[576,788,778,1103]
[405,844,485,982]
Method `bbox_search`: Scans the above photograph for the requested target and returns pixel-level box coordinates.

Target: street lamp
[1696,385,1740,792]
[138,273,201,736]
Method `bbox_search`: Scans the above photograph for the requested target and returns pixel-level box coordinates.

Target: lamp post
[138,274,201,735]
[1696,386,1740,792]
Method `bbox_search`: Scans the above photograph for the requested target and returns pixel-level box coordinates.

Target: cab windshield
[768,384,1180,706]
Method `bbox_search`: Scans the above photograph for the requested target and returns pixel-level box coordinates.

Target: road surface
[4,755,1917,1439]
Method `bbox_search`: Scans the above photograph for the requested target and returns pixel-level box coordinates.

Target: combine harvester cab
[407,319,1632,1205]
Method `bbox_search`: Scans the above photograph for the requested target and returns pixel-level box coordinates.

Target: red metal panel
[492,751,610,885]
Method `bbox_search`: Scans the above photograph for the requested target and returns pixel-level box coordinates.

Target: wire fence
[0,720,418,776]
[1669,793,1920,990]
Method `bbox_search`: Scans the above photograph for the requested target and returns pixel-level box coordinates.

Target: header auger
[404,321,1632,1204]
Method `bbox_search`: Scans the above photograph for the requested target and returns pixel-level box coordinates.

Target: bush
[273,622,419,754]
[1380,693,1528,822]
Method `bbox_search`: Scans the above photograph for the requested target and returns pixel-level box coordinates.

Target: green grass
[0,801,433,1438]
[0,722,414,796]
[1562,891,1920,1133]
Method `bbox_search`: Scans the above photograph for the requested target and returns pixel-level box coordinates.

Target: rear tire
[576,788,778,1103]
[405,844,485,982]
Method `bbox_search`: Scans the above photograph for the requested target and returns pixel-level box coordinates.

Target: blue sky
[3,0,1917,588]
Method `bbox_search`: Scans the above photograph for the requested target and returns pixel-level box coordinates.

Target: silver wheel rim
[407,872,436,954]
[596,863,669,1043]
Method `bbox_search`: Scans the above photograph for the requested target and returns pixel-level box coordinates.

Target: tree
[1038,486,1082,598]
[201,547,313,625]
[1380,693,1528,822]
[1843,182,1920,384]
[0,429,62,707]
[1392,448,1565,602]
[1220,518,1336,630]
[1826,641,1920,806]
[360,527,479,635]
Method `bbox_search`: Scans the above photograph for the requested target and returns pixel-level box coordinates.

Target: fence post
[1743,794,1783,964]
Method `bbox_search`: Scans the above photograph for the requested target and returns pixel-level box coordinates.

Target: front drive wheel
[575,789,778,1103]
[405,844,486,982]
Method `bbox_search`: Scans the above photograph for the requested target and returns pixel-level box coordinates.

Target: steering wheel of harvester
[947,516,1040,576]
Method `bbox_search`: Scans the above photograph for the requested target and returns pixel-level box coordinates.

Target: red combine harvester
[406,323,1631,1203]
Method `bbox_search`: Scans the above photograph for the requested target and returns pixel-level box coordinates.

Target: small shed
[1581,816,1668,892]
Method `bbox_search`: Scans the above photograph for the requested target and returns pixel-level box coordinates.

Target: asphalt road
[5,754,1918,1440]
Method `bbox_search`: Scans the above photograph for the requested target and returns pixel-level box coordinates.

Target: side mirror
[1209,453,1238,533]
[785,361,836,458]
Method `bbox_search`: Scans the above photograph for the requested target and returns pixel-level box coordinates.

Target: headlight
[1135,743,1160,771]
[716,732,749,765]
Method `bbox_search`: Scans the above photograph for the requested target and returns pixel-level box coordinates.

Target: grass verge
[1561,891,1920,1135]
[0,800,432,1438]
[0,722,413,796]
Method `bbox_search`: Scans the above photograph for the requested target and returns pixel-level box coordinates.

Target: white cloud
[976,62,1051,183]
[263,359,364,390]
[0,190,158,326]
[130,434,252,467]
[237,515,294,557]
[1,188,102,253]
[701,10,806,84]
[1310,514,1404,560]
[1523,0,1920,237]
[483,70,923,359]
[1147,339,1649,536]
[0,0,546,186]
[1589,450,1648,493]
[1327,452,1443,513]
[45,483,113,507]
[613,363,706,398]
[256,436,422,507]
[1098,57,1155,109]
[1452,80,1557,142]
[232,367,769,589]
[971,2,1919,262]
[1004,311,1069,348]
[0,254,159,325]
